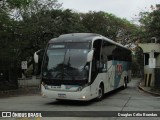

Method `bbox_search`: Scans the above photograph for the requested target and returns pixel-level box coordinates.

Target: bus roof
[49,33,100,43]
[49,33,130,50]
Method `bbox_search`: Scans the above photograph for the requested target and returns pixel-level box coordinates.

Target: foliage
[132,4,160,77]
[139,4,160,43]
[81,11,137,42]
[6,0,31,9]
[0,0,140,77]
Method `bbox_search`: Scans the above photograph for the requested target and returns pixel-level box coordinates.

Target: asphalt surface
[0,78,160,120]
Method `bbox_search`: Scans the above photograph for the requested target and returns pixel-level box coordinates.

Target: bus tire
[123,78,127,89]
[96,84,104,101]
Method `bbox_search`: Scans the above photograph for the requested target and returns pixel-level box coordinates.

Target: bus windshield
[42,43,90,80]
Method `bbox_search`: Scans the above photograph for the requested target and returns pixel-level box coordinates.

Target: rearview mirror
[34,49,45,63]
[87,50,94,62]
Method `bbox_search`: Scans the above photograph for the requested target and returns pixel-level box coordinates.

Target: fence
[18,76,41,88]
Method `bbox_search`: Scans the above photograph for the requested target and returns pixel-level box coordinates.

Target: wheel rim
[98,88,102,99]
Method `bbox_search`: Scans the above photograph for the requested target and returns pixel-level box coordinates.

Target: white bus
[38,33,131,101]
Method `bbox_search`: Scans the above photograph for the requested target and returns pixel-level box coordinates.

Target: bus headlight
[82,96,86,99]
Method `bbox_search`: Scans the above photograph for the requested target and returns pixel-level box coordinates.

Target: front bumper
[41,84,95,101]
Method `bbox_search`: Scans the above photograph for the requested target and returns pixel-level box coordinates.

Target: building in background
[139,41,160,89]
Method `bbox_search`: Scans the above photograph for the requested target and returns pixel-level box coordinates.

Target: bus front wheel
[96,84,104,101]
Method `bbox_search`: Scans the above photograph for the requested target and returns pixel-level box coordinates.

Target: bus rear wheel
[96,84,104,101]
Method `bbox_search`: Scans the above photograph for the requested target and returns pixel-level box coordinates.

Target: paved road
[0,78,160,120]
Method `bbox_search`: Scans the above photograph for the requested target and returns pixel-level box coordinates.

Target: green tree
[139,4,160,42]
[0,0,141,77]
[81,11,138,43]
[0,0,63,76]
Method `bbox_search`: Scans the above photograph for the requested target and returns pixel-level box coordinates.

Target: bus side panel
[113,60,131,89]
[89,60,131,97]
[90,61,115,96]
[104,61,115,93]
[89,73,105,99]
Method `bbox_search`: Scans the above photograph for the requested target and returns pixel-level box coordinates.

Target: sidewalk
[0,87,40,97]
[0,76,41,97]
[138,81,160,96]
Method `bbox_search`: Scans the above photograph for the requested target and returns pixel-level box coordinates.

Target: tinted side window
[101,41,115,61]
[112,46,131,61]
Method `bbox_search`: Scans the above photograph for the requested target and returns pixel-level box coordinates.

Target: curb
[138,83,160,96]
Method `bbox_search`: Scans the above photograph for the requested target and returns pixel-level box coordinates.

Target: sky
[58,0,160,22]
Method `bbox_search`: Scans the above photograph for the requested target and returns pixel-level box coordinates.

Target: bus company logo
[117,64,122,75]
[2,112,11,117]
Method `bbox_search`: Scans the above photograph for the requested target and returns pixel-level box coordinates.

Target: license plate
[58,93,66,98]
